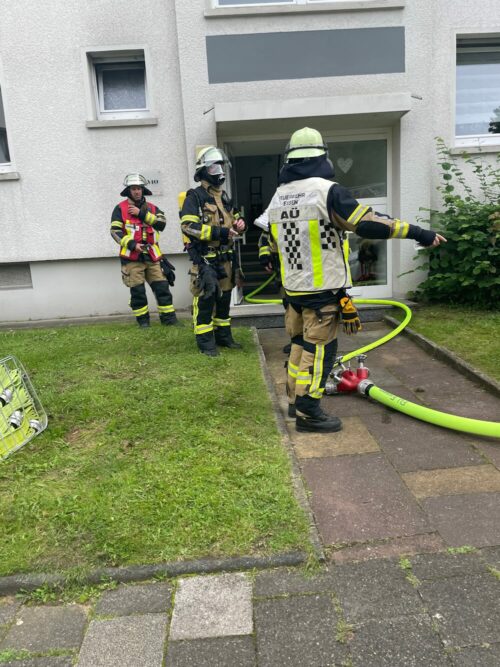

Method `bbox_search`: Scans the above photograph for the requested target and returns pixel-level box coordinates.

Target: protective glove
[160,257,176,286]
[198,263,220,298]
[339,294,362,335]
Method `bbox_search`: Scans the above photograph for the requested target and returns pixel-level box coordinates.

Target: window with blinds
[456,36,500,138]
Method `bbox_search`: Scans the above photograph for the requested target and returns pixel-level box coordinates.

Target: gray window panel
[206,27,405,83]
[97,65,146,111]
[0,264,32,290]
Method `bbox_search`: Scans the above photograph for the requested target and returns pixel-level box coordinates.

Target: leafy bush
[412,139,500,309]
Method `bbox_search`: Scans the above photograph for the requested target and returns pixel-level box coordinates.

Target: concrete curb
[252,327,326,563]
[384,315,500,398]
[0,551,308,596]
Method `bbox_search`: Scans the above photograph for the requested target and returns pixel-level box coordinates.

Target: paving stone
[301,453,430,545]
[330,534,446,563]
[0,659,73,667]
[410,551,487,581]
[77,614,167,667]
[450,642,500,666]
[331,558,425,622]
[254,566,336,597]
[94,582,171,617]
[428,389,500,422]
[479,545,500,569]
[0,605,86,652]
[402,465,500,499]
[0,597,20,626]
[350,614,449,667]
[418,574,500,646]
[254,593,344,667]
[366,410,483,473]
[291,416,380,458]
[166,636,256,667]
[475,441,500,470]
[422,493,500,547]
[169,573,252,640]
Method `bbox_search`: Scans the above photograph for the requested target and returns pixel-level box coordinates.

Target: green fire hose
[244,274,500,439]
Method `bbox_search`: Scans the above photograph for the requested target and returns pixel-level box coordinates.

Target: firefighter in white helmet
[180,147,246,356]
[263,128,446,433]
[110,174,177,327]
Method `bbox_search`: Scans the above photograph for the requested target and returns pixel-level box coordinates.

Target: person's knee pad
[130,283,147,309]
[150,280,171,300]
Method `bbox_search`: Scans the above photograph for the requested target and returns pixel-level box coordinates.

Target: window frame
[0,83,14,174]
[83,46,157,127]
[206,0,405,15]
[454,33,500,150]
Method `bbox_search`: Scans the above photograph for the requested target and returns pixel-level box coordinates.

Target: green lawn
[0,322,310,577]
[394,305,500,381]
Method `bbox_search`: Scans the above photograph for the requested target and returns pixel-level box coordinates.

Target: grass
[392,305,500,381]
[0,322,310,577]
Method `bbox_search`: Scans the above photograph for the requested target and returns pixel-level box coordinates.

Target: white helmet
[120,173,152,196]
[194,146,231,185]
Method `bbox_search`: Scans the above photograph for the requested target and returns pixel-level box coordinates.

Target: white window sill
[86,117,158,128]
[205,0,405,17]
[451,140,500,155]
[0,171,20,181]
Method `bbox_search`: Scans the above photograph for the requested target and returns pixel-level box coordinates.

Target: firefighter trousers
[285,301,339,405]
[121,261,175,323]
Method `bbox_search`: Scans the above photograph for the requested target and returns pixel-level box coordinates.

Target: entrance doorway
[225,132,392,305]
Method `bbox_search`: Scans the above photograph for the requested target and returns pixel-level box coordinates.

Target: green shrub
[411,139,500,309]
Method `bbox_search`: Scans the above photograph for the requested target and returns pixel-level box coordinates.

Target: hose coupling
[357,380,374,396]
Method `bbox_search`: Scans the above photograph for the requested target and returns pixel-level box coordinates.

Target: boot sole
[296,422,343,433]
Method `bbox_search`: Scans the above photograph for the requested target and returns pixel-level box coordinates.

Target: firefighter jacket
[267,178,351,293]
[110,199,166,262]
[180,182,242,264]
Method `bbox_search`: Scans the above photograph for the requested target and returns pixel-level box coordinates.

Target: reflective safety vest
[268,177,351,293]
[118,200,162,262]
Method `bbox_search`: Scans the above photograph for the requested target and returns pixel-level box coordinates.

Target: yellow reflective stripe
[309,344,325,396]
[391,220,401,238]
[348,205,369,226]
[259,246,271,257]
[310,389,324,399]
[158,305,175,313]
[401,221,409,238]
[200,225,212,241]
[234,212,241,220]
[181,214,201,223]
[213,318,230,327]
[120,234,133,248]
[285,290,316,296]
[343,237,353,285]
[111,220,123,229]
[133,305,149,317]
[195,323,213,334]
[308,219,323,289]
[192,296,199,329]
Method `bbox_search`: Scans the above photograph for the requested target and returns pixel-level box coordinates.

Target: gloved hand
[160,257,176,286]
[198,263,219,298]
[339,294,362,335]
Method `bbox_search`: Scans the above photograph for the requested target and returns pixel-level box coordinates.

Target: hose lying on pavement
[245,275,500,438]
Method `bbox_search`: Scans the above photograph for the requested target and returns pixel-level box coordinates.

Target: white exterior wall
[0,0,498,321]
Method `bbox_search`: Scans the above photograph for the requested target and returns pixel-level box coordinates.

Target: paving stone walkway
[0,323,499,666]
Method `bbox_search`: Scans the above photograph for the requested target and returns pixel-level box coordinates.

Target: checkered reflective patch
[283,221,302,270]
[319,219,337,251]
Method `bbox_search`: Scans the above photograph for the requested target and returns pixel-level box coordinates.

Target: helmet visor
[206,163,225,176]
[201,147,231,168]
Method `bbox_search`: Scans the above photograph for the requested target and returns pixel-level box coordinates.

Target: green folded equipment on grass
[0,356,48,461]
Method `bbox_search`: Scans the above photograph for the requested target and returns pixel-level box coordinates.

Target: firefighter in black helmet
[180,147,245,357]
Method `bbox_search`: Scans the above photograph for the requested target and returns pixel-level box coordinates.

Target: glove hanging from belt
[339,291,362,335]
[198,262,220,298]
[160,257,176,286]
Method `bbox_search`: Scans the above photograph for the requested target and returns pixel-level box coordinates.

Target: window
[215,0,349,5]
[0,86,11,165]
[456,36,500,145]
[89,50,152,121]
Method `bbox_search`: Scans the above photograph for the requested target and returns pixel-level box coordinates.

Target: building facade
[0,0,498,322]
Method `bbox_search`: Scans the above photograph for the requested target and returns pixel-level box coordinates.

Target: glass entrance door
[327,135,392,297]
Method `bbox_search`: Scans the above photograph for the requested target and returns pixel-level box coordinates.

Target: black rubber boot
[160,312,179,326]
[215,328,242,349]
[295,395,342,433]
[196,332,219,357]
[136,315,150,328]
[288,403,297,418]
